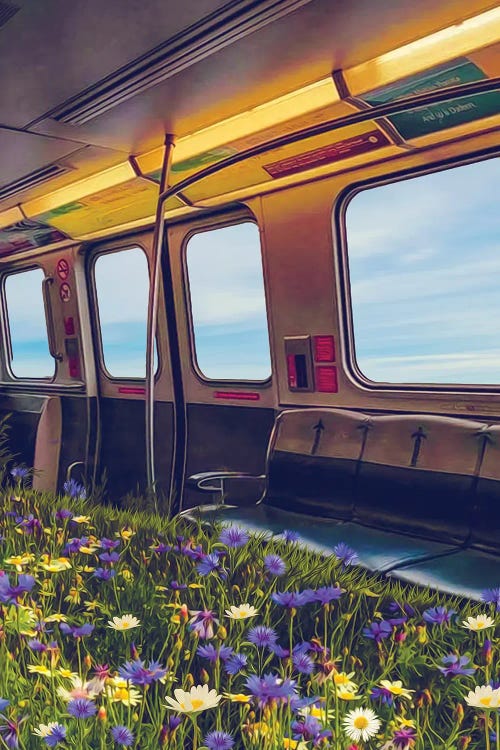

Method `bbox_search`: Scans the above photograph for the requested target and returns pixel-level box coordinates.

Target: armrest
[188,471,265,492]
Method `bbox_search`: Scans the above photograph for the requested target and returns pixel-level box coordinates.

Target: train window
[94,246,154,379]
[345,156,500,385]
[185,221,271,381]
[4,267,54,379]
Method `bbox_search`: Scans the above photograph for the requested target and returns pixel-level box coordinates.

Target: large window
[185,222,271,381]
[4,267,54,378]
[94,247,153,379]
[345,156,500,385]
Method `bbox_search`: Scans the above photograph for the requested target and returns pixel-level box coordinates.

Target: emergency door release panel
[284,336,314,392]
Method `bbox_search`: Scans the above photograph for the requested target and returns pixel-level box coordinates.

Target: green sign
[361,57,500,140]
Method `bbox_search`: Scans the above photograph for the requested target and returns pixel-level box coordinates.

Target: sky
[5,155,499,385]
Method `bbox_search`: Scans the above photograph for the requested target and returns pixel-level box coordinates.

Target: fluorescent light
[0,206,24,230]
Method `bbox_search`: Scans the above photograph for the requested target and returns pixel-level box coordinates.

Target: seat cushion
[387,547,500,601]
[471,424,500,554]
[183,503,456,573]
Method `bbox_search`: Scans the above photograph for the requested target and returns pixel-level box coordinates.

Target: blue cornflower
[27,639,47,652]
[60,622,94,638]
[43,724,67,747]
[272,591,311,608]
[18,515,41,534]
[111,725,134,746]
[204,730,235,750]
[0,715,27,748]
[62,536,89,555]
[67,698,97,719]
[10,466,29,480]
[218,526,249,548]
[482,587,500,612]
[94,568,116,581]
[0,700,8,712]
[99,551,120,563]
[370,686,394,706]
[388,601,415,618]
[224,653,248,675]
[0,574,35,605]
[118,659,166,686]
[247,625,278,648]
[292,651,315,675]
[423,606,456,625]
[197,644,233,663]
[291,714,324,741]
[438,654,476,677]
[99,538,121,550]
[63,478,86,500]
[264,554,287,576]
[313,586,343,605]
[55,508,73,521]
[333,542,359,566]
[170,580,187,590]
[363,620,392,642]
[280,530,300,543]
[196,553,226,577]
[245,673,297,709]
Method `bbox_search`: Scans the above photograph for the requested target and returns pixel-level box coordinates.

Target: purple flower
[18,515,42,534]
[55,509,73,521]
[0,574,35,605]
[0,700,8,712]
[280,529,300,543]
[247,625,278,648]
[245,673,297,709]
[170,580,187,590]
[27,639,47,652]
[10,466,29,480]
[94,567,116,581]
[204,731,235,750]
[0,716,27,748]
[196,553,226,578]
[197,644,233,663]
[99,551,120,563]
[189,610,219,640]
[60,622,94,638]
[292,651,315,675]
[218,526,249,548]
[482,587,500,612]
[438,654,476,677]
[370,686,394,706]
[423,606,456,625]
[313,586,343,605]
[264,554,287,576]
[292,715,326,742]
[363,620,392,642]
[388,601,415,618]
[271,591,311,608]
[393,727,417,748]
[43,724,66,747]
[224,653,248,675]
[68,698,97,719]
[333,542,359,566]
[118,659,166,686]
[111,725,134,746]
[99,538,120,550]
[62,537,89,555]
[63,479,86,500]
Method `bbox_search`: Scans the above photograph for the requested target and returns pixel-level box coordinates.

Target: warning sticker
[263,129,389,178]
[59,282,71,303]
[56,258,70,281]
[361,57,500,140]
[0,219,67,256]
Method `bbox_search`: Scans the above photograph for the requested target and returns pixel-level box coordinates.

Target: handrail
[42,276,63,362]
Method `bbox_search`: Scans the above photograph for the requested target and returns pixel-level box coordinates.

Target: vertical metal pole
[145,134,176,492]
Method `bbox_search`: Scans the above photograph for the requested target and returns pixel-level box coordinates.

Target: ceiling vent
[0,163,70,203]
[46,0,314,126]
[0,1,19,28]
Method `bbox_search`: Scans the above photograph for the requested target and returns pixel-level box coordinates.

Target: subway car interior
[1,0,498,594]
[0,1,499,746]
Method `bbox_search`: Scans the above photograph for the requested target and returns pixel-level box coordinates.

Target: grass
[0,471,497,750]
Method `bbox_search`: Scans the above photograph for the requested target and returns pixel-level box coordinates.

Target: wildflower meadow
[0,466,499,749]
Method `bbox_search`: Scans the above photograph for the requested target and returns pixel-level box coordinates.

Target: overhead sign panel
[0,219,67,256]
[360,57,500,140]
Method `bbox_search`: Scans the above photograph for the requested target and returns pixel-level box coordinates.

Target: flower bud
[200,668,210,684]
[84,654,92,669]
[217,625,227,640]
[130,642,139,660]
[458,736,472,749]
[483,639,492,665]
[186,673,195,688]
[454,703,464,725]
[174,637,183,651]
[395,630,407,643]
[416,625,427,644]
[97,706,107,721]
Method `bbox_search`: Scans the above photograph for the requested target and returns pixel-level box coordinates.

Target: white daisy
[33,723,60,738]
[225,604,259,620]
[465,685,500,709]
[462,614,495,632]
[164,684,222,714]
[343,707,381,742]
[107,614,141,631]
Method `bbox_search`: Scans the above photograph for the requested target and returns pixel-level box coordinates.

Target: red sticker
[56,258,70,281]
[314,335,335,362]
[315,366,338,393]
[59,282,71,303]
[214,391,260,401]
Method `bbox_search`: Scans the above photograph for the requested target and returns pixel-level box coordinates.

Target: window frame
[89,242,162,382]
[1,264,56,382]
[182,216,272,386]
[335,146,500,394]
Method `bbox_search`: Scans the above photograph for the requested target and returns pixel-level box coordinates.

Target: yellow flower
[223,692,252,703]
[45,614,68,623]
[379,680,414,700]
[27,665,53,677]
[64,588,81,605]
[106,678,142,707]
[225,604,259,620]
[39,557,71,573]
[332,671,358,691]
[72,515,91,524]
[5,554,34,572]
[164,685,222,714]
[58,668,78,679]
[462,615,495,632]
[336,687,362,701]
[117,527,135,541]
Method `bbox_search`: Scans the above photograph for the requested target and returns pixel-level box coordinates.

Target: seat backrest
[356,414,485,543]
[473,424,500,553]
[266,408,367,518]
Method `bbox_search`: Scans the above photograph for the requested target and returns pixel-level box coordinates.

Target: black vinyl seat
[183,408,500,599]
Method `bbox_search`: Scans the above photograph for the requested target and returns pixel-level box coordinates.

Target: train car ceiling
[0,2,499,254]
